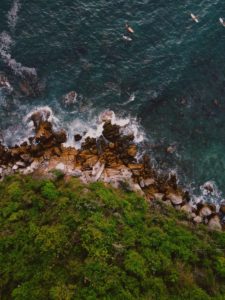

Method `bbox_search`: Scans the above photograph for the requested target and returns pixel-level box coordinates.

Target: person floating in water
[125,23,134,33]
[190,13,199,23]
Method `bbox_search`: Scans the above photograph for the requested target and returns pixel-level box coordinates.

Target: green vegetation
[0,175,225,300]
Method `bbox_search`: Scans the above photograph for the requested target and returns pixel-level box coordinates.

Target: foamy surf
[191,181,223,211]
[63,109,145,148]
[0,1,37,78]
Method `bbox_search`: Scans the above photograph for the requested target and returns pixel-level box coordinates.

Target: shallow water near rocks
[0,0,225,199]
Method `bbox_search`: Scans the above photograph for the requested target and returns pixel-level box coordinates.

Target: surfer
[125,23,134,34]
[219,18,225,26]
[190,13,199,23]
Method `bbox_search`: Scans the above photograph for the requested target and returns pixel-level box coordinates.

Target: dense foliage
[0,174,225,299]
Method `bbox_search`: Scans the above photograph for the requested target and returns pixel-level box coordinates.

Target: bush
[0,175,224,299]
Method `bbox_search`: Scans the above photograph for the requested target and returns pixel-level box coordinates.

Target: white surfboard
[191,13,199,23]
[122,35,132,42]
[219,18,225,26]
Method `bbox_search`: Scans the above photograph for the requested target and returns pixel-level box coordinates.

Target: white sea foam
[0,1,37,77]
[121,93,136,106]
[191,180,223,211]
[64,109,145,148]
[24,106,60,128]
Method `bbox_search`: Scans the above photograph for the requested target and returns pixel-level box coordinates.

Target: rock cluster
[0,113,224,231]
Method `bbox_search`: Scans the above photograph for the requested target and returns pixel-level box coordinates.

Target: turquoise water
[1,0,225,196]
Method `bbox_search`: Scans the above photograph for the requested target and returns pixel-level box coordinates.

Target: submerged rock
[63,91,77,106]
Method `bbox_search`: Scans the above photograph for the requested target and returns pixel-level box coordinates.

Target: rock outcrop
[0,113,224,231]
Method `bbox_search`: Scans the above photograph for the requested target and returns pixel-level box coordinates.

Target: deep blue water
[1,0,225,197]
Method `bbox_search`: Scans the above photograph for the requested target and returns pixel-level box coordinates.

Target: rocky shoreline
[0,108,224,231]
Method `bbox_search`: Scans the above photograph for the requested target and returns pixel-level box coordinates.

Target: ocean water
[1,0,225,199]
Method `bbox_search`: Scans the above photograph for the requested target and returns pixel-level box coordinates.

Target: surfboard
[122,35,132,42]
[191,13,199,23]
[219,18,224,26]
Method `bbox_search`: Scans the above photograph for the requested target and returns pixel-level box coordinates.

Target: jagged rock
[68,169,82,177]
[153,193,164,201]
[20,153,32,162]
[164,200,172,207]
[74,134,82,142]
[127,145,137,157]
[109,143,115,149]
[144,178,155,187]
[203,182,214,193]
[92,161,105,181]
[167,193,183,205]
[55,163,66,172]
[12,165,19,171]
[220,202,225,215]
[82,155,99,169]
[199,206,213,218]
[128,164,143,170]
[130,183,144,195]
[181,204,192,214]
[99,110,114,123]
[103,121,120,142]
[52,147,61,157]
[166,145,176,154]
[208,215,222,231]
[63,91,77,106]
[16,161,26,167]
[22,161,39,175]
[193,216,203,224]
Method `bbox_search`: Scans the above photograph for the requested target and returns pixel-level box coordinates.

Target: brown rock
[193,216,203,224]
[63,91,77,106]
[167,193,183,205]
[208,215,222,231]
[102,121,120,142]
[181,204,192,214]
[199,206,213,218]
[74,134,82,142]
[219,201,225,215]
[127,145,137,157]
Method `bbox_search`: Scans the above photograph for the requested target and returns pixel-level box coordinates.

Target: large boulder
[102,121,121,142]
[167,193,183,205]
[208,215,222,231]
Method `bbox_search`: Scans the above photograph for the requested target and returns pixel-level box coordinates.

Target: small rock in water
[203,182,214,193]
[99,110,115,123]
[63,91,78,106]
[166,145,176,154]
[74,134,82,142]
